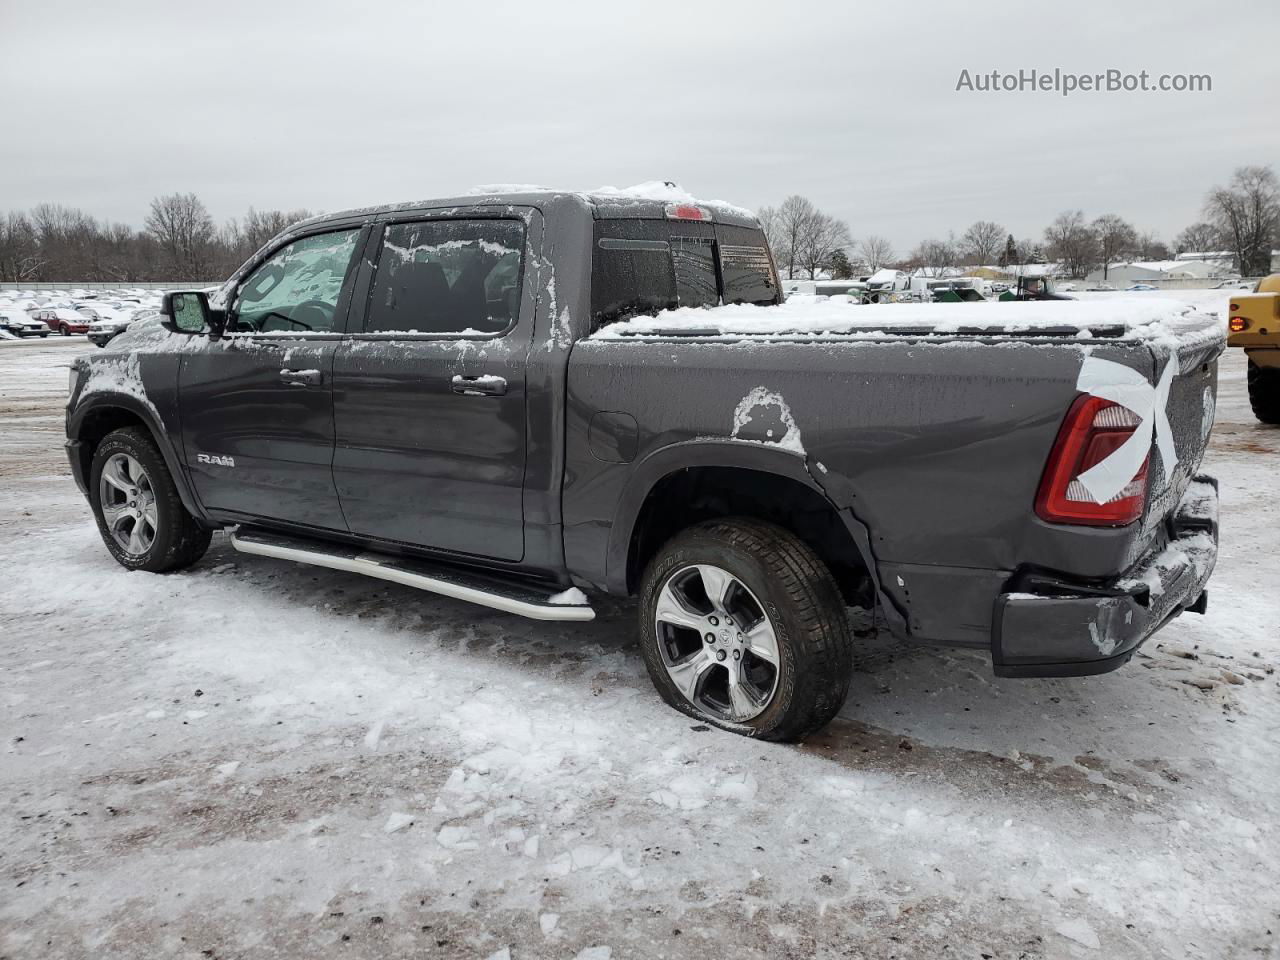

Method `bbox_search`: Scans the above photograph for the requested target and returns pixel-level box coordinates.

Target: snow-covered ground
[2,301,1278,958]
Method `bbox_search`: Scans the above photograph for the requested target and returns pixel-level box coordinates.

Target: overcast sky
[2,0,1277,253]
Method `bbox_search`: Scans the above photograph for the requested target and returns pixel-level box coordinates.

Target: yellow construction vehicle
[1228,274,1280,424]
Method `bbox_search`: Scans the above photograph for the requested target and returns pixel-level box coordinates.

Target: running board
[228,529,595,622]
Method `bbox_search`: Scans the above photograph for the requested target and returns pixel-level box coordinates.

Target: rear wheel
[638,518,854,741]
[90,427,211,572]
[1247,360,1280,424]
[59,324,70,336]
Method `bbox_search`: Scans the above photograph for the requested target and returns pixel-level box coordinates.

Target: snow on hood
[591,297,1224,344]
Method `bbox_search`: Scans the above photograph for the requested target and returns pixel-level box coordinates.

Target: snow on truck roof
[592,296,1223,346]
[296,182,758,230]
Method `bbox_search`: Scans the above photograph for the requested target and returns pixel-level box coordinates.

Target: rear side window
[590,219,778,331]
[366,219,525,335]
[717,224,778,305]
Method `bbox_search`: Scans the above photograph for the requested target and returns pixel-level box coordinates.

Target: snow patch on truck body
[730,386,806,456]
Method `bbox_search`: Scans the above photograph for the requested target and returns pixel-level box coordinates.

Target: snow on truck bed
[593,295,1224,345]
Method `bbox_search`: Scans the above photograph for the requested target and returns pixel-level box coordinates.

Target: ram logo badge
[197,453,235,468]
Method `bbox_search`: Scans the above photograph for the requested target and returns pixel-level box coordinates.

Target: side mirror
[161,291,222,335]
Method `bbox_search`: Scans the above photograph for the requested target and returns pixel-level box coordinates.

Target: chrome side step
[228,529,595,622]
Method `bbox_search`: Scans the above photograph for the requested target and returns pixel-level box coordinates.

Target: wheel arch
[70,396,205,521]
[606,440,877,604]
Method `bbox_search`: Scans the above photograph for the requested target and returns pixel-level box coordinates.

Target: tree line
[0,193,312,283]
[761,164,1278,280]
[2,165,1276,284]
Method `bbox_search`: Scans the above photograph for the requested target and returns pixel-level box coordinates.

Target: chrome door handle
[451,374,507,396]
[280,368,322,386]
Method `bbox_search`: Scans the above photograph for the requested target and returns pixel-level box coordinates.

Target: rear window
[590,219,778,331]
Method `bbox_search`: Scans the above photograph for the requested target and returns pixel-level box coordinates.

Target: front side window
[231,229,360,333]
[366,219,525,335]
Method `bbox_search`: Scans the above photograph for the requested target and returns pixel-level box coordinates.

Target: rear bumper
[992,476,1219,678]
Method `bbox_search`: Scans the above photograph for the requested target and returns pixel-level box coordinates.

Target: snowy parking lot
[2,306,1277,958]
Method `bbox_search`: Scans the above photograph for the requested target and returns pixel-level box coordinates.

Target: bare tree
[858,235,894,272]
[908,237,958,277]
[756,205,783,265]
[0,212,45,282]
[770,195,818,279]
[145,192,217,280]
[1174,221,1222,256]
[1205,165,1279,276]
[1091,214,1138,279]
[1133,230,1170,261]
[796,212,853,279]
[960,220,1004,266]
[1043,210,1098,278]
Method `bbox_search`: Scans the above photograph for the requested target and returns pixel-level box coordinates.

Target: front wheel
[90,427,212,572]
[59,324,70,336]
[1247,360,1280,424]
[638,518,854,741]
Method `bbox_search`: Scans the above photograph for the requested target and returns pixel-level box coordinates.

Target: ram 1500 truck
[65,189,1223,741]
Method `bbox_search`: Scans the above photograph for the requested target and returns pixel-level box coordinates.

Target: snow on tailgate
[593,295,1224,343]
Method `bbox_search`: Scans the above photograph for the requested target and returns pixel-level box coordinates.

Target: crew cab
[65,189,1223,741]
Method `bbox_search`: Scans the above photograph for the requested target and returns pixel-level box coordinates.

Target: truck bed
[592,295,1224,345]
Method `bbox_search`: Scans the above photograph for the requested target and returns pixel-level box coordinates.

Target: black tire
[1247,360,1280,425]
[638,518,854,742]
[59,324,70,336]
[39,331,49,338]
[89,427,212,573]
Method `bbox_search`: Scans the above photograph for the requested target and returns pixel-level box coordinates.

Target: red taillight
[664,203,711,221]
[1035,395,1148,527]
[1228,316,1248,332]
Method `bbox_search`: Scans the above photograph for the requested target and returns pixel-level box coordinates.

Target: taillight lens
[1228,316,1248,332]
[1036,395,1148,526]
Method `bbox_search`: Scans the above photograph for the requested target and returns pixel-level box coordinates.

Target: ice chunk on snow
[383,812,414,834]
[1055,917,1100,949]
[548,587,589,605]
[539,912,559,935]
[437,825,474,849]
[364,719,385,751]
[574,948,612,960]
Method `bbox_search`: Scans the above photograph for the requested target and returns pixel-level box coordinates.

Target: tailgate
[1140,313,1224,532]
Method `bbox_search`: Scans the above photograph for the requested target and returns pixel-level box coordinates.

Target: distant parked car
[35,307,91,335]
[0,308,50,337]
[1086,283,1116,292]
[1213,278,1254,290]
[1126,283,1158,291]
[87,310,147,347]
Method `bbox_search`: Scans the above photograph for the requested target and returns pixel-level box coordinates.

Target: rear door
[330,213,535,561]
[178,226,363,531]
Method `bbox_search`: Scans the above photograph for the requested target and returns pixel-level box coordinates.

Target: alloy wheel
[98,453,158,556]
[654,564,781,723]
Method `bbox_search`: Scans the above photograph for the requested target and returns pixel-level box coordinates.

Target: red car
[35,308,90,335]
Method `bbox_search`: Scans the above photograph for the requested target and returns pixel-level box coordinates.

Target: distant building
[1085,259,1237,286]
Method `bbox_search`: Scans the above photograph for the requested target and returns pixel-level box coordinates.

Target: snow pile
[593,296,1224,342]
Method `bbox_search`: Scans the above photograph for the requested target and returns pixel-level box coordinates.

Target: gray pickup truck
[65,190,1223,741]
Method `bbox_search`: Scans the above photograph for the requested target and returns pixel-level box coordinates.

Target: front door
[331,214,533,562]
[179,226,363,531]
